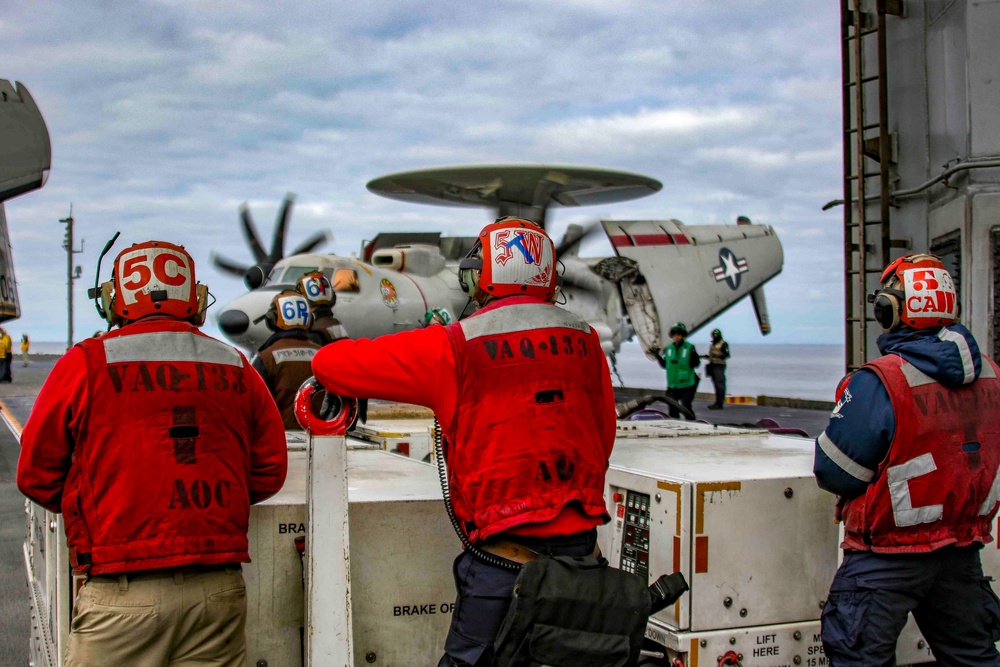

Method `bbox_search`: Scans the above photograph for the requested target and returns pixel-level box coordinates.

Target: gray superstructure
[841,0,1000,367]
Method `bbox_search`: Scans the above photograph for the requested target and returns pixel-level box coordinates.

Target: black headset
[457,240,483,298]
[868,288,906,331]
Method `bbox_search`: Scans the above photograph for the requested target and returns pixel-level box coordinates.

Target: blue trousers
[437,530,597,667]
[821,546,1000,666]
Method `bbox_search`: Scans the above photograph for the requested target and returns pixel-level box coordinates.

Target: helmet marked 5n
[459,217,556,301]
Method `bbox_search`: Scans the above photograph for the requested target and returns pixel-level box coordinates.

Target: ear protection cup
[99,282,120,327]
[458,245,483,298]
[461,267,479,297]
[871,289,903,331]
[264,302,278,331]
[189,284,210,327]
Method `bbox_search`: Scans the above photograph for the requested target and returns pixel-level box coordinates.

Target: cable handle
[294,377,358,436]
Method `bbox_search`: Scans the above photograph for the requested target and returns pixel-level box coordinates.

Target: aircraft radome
[211,164,783,358]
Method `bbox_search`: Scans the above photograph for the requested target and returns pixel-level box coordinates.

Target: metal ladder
[840,0,903,372]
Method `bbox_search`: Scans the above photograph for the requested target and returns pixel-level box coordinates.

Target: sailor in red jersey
[312,218,617,667]
[17,240,287,667]
[814,254,1000,666]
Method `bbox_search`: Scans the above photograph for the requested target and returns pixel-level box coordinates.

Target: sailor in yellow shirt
[0,328,10,382]
[20,334,29,367]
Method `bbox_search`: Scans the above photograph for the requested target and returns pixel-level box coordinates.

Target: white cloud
[0,0,847,348]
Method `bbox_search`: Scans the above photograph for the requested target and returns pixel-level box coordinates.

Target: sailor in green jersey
[653,322,701,419]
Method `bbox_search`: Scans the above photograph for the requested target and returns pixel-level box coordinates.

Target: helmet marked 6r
[266,290,313,331]
[297,271,335,307]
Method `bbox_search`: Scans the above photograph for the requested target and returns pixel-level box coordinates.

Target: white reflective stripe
[900,362,937,388]
[817,432,875,483]
[272,347,317,364]
[981,357,998,379]
[460,303,590,341]
[103,331,243,367]
[887,453,944,527]
[980,466,1000,516]
[937,328,976,385]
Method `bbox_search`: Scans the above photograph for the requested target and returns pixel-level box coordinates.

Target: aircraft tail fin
[600,219,783,356]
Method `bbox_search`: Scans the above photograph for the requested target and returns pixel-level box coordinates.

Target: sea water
[30,340,847,401]
[611,341,845,401]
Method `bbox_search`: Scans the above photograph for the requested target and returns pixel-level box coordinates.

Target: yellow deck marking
[0,397,24,439]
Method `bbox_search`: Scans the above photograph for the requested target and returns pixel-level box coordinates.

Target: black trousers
[706,363,726,406]
[438,530,598,667]
[666,385,696,420]
[822,546,1000,666]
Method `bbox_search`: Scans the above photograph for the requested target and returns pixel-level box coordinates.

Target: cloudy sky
[1,0,845,351]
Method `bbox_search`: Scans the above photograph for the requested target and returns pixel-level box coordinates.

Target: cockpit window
[333,268,360,293]
[266,266,320,286]
[281,266,320,285]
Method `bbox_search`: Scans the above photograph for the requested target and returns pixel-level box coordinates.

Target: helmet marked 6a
[106,241,206,325]
[869,253,958,331]
[462,217,556,301]
[297,271,335,307]
[267,290,313,331]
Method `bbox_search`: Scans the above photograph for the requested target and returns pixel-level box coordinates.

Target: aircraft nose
[218,310,251,336]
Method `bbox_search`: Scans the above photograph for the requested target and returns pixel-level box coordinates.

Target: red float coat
[312,296,616,543]
[841,354,1000,553]
[17,317,288,574]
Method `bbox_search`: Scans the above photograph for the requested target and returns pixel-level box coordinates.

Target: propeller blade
[270,192,296,262]
[554,221,602,258]
[239,203,269,264]
[291,230,332,256]
[211,252,251,278]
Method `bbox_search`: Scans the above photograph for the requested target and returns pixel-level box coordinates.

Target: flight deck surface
[0,355,835,665]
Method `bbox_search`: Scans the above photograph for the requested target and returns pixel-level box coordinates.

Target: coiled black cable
[433,418,521,571]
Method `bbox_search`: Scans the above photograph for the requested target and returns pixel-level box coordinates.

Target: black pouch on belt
[492,554,651,667]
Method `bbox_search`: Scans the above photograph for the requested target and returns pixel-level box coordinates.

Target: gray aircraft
[0,80,52,322]
[213,164,784,358]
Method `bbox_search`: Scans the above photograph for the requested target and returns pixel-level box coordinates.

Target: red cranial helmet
[870,254,958,331]
[297,271,335,307]
[460,217,556,301]
[109,241,204,323]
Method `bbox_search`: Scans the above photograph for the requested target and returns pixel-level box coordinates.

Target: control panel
[619,490,651,579]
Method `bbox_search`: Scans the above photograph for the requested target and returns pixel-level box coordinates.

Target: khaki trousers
[66,565,247,667]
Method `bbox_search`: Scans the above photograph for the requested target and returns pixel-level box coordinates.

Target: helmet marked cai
[458,217,557,302]
[102,241,208,326]
[868,254,959,331]
[266,290,313,331]
[297,271,335,307]
[669,322,688,337]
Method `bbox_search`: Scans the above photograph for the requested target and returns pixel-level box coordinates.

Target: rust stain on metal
[695,481,741,534]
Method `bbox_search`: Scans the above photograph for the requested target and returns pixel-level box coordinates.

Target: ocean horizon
[612,341,844,401]
[28,339,846,402]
